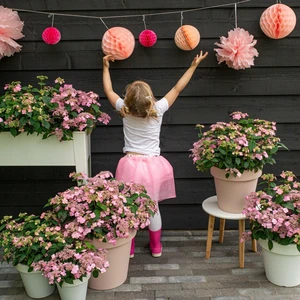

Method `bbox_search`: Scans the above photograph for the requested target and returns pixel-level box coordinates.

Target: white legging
[149,204,162,231]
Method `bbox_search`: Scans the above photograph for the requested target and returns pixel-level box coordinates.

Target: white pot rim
[258,238,300,256]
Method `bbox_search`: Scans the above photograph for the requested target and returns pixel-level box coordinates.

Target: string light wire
[10,0,251,21]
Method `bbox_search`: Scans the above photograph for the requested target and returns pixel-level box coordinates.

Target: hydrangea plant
[0,76,110,141]
[44,171,158,245]
[190,112,287,177]
[242,171,300,251]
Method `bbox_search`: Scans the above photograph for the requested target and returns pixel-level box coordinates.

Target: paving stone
[142,283,182,291]
[212,297,251,300]
[154,269,193,277]
[168,275,206,283]
[144,263,179,270]
[130,276,168,284]
[114,291,155,300]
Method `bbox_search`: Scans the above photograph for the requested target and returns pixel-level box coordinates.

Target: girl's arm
[164,50,208,107]
[103,55,120,108]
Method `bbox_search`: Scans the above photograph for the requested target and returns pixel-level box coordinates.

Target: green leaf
[270,146,278,154]
[64,277,74,285]
[219,148,226,155]
[10,127,17,137]
[281,202,295,211]
[91,104,100,112]
[244,161,249,168]
[92,269,99,278]
[248,140,256,152]
[42,120,50,129]
[268,239,273,250]
[235,157,241,165]
[297,245,300,252]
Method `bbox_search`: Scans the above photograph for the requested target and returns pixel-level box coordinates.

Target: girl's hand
[103,55,115,68]
[191,50,208,67]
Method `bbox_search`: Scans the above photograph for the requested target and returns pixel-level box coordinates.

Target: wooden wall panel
[0,0,299,229]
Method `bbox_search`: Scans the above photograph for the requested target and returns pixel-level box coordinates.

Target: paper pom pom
[174,25,200,51]
[42,27,61,45]
[102,27,135,60]
[214,27,259,70]
[0,6,24,59]
[260,4,296,39]
[139,29,157,47]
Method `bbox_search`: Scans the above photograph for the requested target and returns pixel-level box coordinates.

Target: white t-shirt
[116,97,169,156]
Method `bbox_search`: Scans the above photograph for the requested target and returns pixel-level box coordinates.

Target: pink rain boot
[130,238,135,258]
[149,229,162,257]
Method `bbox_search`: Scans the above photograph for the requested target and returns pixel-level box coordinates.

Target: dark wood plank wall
[0,0,299,229]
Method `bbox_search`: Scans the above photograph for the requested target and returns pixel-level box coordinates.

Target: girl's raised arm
[164,50,208,107]
[103,55,120,108]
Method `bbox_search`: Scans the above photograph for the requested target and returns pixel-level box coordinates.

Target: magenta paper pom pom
[0,6,24,60]
[260,4,296,39]
[42,27,61,45]
[102,27,135,60]
[139,29,157,47]
[174,25,200,51]
[214,27,259,70]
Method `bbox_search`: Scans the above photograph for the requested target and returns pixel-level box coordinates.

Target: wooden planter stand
[0,131,91,176]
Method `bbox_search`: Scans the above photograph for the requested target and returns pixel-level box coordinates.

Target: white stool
[202,196,257,268]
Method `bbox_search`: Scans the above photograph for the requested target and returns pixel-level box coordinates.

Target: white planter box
[0,131,91,175]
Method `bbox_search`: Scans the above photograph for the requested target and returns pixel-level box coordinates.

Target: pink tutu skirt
[115,155,176,202]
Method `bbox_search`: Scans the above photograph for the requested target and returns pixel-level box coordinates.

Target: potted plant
[0,75,110,140]
[242,171,300,287]
[190,111,287,213]
[0,76,111,175]
[0,213,68,298]
[44,170,157,290]
[32,242,109,300]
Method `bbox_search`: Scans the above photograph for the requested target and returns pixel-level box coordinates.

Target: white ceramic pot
[15,263,55,298]
[56,275,90,300]
[259,239,300,287]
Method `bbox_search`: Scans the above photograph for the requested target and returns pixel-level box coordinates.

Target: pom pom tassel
[0,6,24,59]
[214,27,259,70]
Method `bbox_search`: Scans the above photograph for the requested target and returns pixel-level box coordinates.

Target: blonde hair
[119,81,158,119]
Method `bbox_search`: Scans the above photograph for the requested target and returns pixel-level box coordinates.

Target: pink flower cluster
[45,171,157,245]
[190,111,285,177]
[242,171,300,248]
[33,244,109,285]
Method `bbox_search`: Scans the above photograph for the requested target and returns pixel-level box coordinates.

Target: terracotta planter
[259,239,300,287]
[15,264,55,298]
[210,167,262,213]
[88,230,137,290]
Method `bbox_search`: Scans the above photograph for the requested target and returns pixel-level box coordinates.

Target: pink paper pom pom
[174,25,200,51]
[139,29,157,47]
[42,27,61,45]
[214,27,259,70]
[260,4,296,39]
[102,27,135,60]
[0,6,24,60]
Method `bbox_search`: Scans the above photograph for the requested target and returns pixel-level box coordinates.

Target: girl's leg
[149,204,162,257]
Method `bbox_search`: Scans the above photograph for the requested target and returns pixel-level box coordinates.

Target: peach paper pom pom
[260,4,296,39]
[214,27,259,70]
[102,27,135,60]
[174,25,200,51]
[0,6,24,59]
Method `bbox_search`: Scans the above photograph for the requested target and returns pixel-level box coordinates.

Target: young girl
[102,50,208,258]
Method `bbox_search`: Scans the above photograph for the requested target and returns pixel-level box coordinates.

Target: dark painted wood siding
[0,0,299,229]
